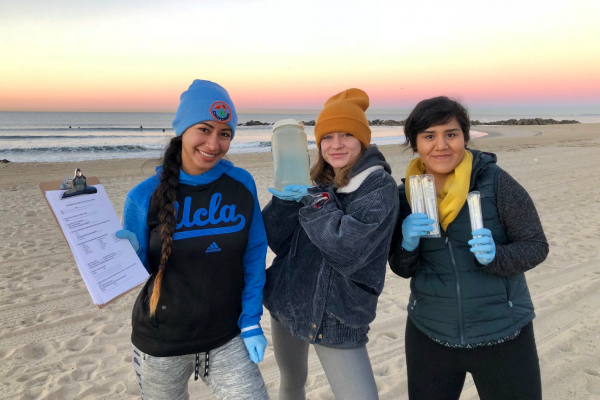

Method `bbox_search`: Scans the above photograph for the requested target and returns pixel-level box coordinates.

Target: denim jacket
[262,146,399,345]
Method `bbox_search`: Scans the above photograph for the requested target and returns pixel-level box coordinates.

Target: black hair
[147,135,182,316]
[403,96,470,152]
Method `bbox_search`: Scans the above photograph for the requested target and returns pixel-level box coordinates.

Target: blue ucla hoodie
[123,159,267,357]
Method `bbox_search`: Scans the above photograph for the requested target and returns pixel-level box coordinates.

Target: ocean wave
[0,127,172,132]
[1,144,165,153]
[231,141,271,148]
[0,134,172,140]
[230,140,316,149]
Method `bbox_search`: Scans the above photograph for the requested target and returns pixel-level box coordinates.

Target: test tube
[467,191,484,253]
[421,175,441,237]
[409,175,424,214]
[467,191,483,232]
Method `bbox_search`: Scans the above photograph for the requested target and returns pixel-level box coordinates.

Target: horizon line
[0,109,597,116]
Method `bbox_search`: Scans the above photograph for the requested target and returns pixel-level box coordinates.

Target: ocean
[1,111,597,163]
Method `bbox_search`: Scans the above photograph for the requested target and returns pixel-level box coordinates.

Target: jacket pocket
[154,271,211,343]
[264,260,289,315]
[327,278,379,328]
[132,278,160,337]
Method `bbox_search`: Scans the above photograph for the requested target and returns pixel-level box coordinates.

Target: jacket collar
[337,166,384,193]
[468,149,497,190]
[351,144,392,175]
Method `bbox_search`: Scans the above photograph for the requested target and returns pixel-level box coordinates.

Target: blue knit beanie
[172,80,238,138]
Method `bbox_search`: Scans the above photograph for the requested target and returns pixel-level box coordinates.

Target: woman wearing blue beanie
[116,80,270,399]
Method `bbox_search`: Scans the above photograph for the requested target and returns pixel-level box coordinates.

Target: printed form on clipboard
[43,184,149,307]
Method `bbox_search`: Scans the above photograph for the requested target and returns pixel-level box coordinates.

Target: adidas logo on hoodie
[205,242,222,253]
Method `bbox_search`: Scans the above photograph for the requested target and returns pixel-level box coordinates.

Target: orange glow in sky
[1,0,599,113]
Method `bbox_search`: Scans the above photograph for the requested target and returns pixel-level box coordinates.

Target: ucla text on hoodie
[123,160,267,357]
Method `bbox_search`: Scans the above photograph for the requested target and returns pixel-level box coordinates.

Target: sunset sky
[1,0,599,114]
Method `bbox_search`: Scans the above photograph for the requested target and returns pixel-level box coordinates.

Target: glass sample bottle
[272,119,311,190]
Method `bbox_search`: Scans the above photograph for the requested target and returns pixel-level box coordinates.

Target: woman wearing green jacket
[389,96,548,400]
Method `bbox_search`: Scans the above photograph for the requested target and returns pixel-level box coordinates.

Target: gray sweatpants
[132,335,269,400]
[271,317,379,400]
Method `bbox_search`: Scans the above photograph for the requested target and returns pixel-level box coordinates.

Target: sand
[1,123,599,399]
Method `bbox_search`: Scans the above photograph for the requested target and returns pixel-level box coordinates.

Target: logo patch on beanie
[210,101,232,123]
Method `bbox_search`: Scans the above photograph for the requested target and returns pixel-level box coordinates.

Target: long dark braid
[148,136,182,316]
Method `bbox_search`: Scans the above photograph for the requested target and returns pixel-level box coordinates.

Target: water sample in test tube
[467,191,485,253]
[409,175,440,238]
[421,175,441,238]
[409,175,425,214]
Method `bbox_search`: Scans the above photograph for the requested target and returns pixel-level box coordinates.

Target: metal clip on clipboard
[60,168,98,199]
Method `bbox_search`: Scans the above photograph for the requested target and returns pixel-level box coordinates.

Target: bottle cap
[273,119,304,131]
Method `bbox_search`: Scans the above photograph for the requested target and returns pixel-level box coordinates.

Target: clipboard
[40,177,101,245]
[40,177,147,308]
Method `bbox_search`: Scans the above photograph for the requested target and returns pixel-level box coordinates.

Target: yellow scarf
[405,150,473,231]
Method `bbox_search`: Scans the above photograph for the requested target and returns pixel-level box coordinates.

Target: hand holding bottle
[268,185,311,202]
[401,213,435,251]
[468,228,496,265]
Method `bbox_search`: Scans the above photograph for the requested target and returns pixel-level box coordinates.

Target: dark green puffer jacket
[390,150,545,346]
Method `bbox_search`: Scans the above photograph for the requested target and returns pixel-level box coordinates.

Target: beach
[1,123,599,399]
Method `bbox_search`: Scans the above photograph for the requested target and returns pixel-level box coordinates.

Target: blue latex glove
[243,334,267,364]
[115,229,140,253]
[401,213,435,251]
[268,184,311,202]
[468,228,496,265]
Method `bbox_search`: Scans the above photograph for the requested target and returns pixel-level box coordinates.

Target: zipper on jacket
[446,237,466,345]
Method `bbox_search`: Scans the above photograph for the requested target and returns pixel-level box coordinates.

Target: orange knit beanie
[314,88,371,148]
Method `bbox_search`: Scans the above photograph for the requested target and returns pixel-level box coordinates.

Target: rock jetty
[369,119,405,126]
[237,119,409,127]
[238,120,272,126]
[303,119,405,126]
[471,118,580,125]
[235,117,580,128]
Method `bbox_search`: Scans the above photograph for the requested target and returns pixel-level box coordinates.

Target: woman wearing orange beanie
[262,89,399,399]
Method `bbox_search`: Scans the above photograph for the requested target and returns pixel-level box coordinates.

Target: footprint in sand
[68,355,102,382]
[557,341,579,355]
[71,362,100,382]
[93,313,111,322]
[36,308,70,323]
[6,269,21,278]
[102,323,125,335]
[584,368,600,377]
[64,336,92,352]
[12,342,56,361]
[43,384,81,400]
[22,372,50,387]
[373,365,390,377]
[380,332,399,340]
[586,379,600,396]
[110,382,127,395]
[22,386,45,400]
